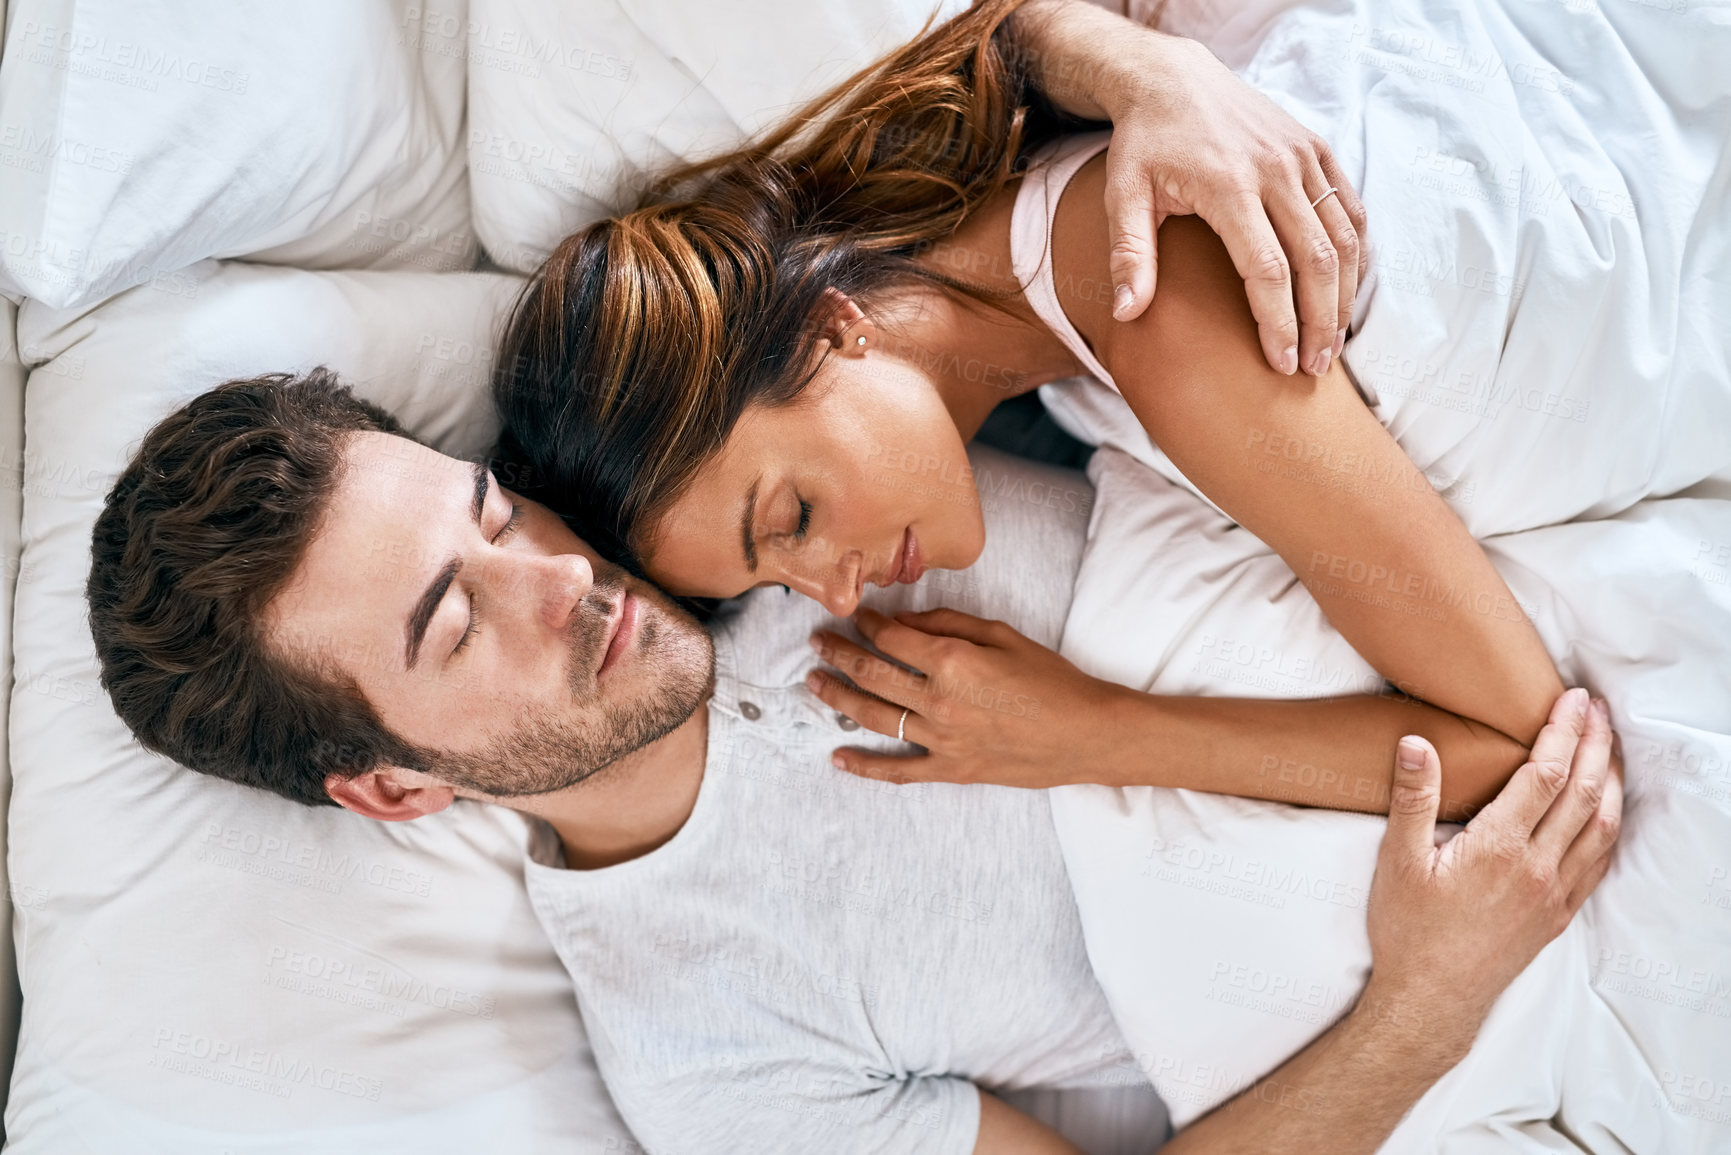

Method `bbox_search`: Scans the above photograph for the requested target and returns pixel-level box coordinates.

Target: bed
[1,0,1726,1152]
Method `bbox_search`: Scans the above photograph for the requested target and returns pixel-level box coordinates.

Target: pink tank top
[1010,131,1117,390]
[1008,130,1225,514]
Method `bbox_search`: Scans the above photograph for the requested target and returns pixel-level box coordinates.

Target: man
[88,373,1621,1153]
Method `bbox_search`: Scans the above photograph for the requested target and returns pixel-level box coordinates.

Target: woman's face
[646,338,986,616]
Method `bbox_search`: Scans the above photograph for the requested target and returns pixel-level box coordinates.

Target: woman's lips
[867,528,925,590]
[897,528,924,585]
[596,592,641,680]
[878,533,906,587]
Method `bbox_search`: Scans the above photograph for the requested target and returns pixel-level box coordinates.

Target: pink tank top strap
[1009,131,1116,389]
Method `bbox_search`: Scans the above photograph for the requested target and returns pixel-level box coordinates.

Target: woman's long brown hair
[494,0,1072,574]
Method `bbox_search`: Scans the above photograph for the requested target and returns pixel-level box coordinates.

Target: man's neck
[509,698,711,870]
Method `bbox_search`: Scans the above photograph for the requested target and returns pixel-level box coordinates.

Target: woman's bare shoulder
[1051,151,1257,376]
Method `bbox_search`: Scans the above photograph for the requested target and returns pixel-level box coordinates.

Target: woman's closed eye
[452,502,527,657]
[785,497,813,544]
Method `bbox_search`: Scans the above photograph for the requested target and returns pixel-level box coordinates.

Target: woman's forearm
[1084,685,1528,821]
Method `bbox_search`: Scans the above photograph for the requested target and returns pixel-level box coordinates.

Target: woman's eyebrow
[739,477,760,572]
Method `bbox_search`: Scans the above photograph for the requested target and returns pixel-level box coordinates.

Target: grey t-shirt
[524,447,1151,1154]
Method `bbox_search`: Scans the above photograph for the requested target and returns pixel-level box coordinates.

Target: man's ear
[325,766,456,822]
[815,287,874,356]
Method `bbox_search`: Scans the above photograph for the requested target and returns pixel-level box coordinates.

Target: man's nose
[516,552,594,631]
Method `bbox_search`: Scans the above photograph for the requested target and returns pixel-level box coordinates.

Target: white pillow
[467,0,967,272]
[5,263,639,1154]
[0,0,474,310]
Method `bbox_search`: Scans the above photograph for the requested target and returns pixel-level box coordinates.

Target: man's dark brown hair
[88,369,431,807]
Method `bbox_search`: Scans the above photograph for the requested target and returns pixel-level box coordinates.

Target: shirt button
[738,700,762,721]
[835,713,860,731]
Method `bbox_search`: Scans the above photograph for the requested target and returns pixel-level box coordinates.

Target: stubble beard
[415,582,715,798]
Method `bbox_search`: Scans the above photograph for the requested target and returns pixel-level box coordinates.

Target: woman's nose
[778,548,860,618]
[816,580,860,618]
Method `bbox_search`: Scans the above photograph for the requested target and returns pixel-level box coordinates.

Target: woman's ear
[325,765,456,821]
[816,287,874,356]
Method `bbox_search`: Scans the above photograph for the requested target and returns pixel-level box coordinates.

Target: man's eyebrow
[405,557,463,670]
[470,460,489,526]
[739,477,759,572]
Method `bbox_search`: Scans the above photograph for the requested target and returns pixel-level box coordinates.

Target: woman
[494,0,1582,815]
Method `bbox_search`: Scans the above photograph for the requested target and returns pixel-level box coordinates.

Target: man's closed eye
[451,502,525,659]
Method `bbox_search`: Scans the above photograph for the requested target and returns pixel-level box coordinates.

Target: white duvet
[1049,1,1731,1151]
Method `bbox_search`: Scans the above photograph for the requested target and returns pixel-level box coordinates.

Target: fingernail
[1332,331,1346,358]
[1112,284,1133,318]
[808,635,823,654]
[1591,698,1609,723]
[1314,350,1332,376]
[1565,687,1589,717]
[1397,737,1425,770]
[1280,345,1298,375]
[831,754,846,770]
[805,671,823,691]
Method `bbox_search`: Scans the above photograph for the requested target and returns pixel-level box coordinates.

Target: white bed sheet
[1046,1,1731,1147]
[1055,449,1731,1151]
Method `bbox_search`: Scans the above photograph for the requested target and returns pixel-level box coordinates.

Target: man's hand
[1164,687,1623,1154]
[1366,687,1623,1043]
[1015,1,1369,377]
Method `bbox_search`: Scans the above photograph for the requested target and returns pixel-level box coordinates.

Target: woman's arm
[1050,153,1565,748]
[1087,687,1522,820]
[809,609,1528,818]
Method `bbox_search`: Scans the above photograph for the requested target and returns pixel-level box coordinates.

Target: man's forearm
[1160,980,1475,1154]
[1087,688,1526,821]
[1009,0,1200,121]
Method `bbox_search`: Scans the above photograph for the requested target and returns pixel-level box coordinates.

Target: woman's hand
[805,607,1123,786]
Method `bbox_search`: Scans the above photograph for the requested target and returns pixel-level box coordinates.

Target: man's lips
[596,592,641,680]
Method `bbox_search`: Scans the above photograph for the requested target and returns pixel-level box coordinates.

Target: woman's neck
[877,286,1084,442]
[888,183,1086,440]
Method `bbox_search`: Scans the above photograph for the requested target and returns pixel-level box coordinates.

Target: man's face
[265,431,714,798]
